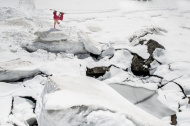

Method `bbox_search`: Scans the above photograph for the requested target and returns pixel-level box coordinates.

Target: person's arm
[53,11,57,16]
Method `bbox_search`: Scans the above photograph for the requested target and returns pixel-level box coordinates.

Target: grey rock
[131,39,165,76]
[86,67,110,78]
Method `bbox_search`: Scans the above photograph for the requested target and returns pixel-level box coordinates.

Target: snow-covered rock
[129,27,167,46]
[36,76,168,126]
[0,96,12,124]
[39,59,85,76]
[0,59,40,81]
[34,29,69,42]
[25,28,88,54]
[26,28,104,55]
[102,66,128,83]
[12,96,36,125]
[101,46,115,57]
[0,82,23,96]
[110,50,133,70]
[78,31,102,55]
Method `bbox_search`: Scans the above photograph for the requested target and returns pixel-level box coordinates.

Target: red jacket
[53,11,64,21]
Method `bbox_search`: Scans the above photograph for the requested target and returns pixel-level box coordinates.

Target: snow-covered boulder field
[1,0,190,125]
[36,76,168,126]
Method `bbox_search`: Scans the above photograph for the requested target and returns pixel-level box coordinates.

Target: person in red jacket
[53,11,64,28]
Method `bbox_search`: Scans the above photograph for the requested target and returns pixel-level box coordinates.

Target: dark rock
[86,67,110,78]
[146,39,165,55]
[26,117,38,126]
[139,39,146,45]
[131,39,165,76]
[131,54,149,76]
[188,97,190,104]
[145,56,154,67]
[171,114,177,125]
[90,53,100,59]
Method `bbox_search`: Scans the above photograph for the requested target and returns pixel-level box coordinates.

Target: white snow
[0,96,12,124]
[36,76,168,126]
[12,97,36,124]
[0,82,23,96]
[1,0,190,125]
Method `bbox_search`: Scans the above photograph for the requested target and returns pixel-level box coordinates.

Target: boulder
[101,47,115,57]
[26,29,103,55]
[34,29,69,42]
[131,39,165,76]
[26,40,87,54]
[36,76,168,126]
[86,66,110,78]
[131,54,149,76]
[0,59,40,82]
[129,27,167,46]
[146,39,165,55]
[78,31,102,55]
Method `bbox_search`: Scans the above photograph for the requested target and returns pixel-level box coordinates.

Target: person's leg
[54,20,60,28]
[54,20,56,29]
[56,20,60,24]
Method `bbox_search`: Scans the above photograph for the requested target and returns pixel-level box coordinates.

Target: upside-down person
[53,11,64,28]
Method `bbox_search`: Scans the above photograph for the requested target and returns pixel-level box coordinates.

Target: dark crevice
[149,74,163,79]
[108,64,128,71]
[154,59,162,65]
[134,92,156,105]
[159,80,186,97]
[10,97,14,115]
[1,71,51,83]
[172,82,186,97]
[89,53,100,59]
[0,71,40,83]
[178,103,181,112]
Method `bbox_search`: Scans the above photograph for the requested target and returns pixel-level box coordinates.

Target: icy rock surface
[26,29,87,54]
[34,29,69,42]
[36,76,168,126]
[26,28,103,55]
[0,59,40,81]
[78,31,102,55]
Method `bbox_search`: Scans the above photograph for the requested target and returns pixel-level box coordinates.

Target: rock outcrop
[86,66,110,78]
[26,29,103,55]
[131,39,165,76]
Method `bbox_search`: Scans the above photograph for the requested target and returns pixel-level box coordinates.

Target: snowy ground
[0,0,190,126]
